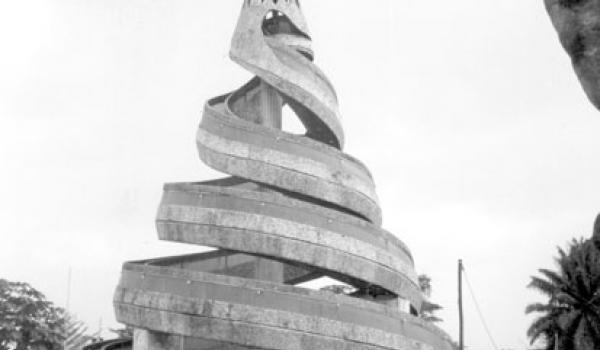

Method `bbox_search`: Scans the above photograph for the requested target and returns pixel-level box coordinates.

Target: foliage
[526,238,600,350]
[0,279,65,350]
[418,274,443,323]
[0,279,96,350]
[419,275,433,298]
[63,314,94,350]
[421,301,443,323]
[320,284,356,295]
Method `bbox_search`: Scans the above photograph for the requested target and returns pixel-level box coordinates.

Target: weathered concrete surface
[115,263,453,350]
[133,330,182,350]
[230,2,343,149]
[133,329,251,350]
[545,0,600,110]
[199,81,382,225]
[115,0,454,349]
[155,184,422,306]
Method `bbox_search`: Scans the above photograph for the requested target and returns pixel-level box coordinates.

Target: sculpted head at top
[228,0,345,149]
[231,0,314,61]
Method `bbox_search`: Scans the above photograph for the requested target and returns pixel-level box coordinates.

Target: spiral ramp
[114,1,454,349]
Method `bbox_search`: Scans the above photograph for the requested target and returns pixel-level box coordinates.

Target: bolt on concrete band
[114,1,454,349]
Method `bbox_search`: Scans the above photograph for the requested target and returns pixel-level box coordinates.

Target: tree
[526,238,600,350]
[63,313,95,350]
[0,279,65,350]
[418,274,443,323]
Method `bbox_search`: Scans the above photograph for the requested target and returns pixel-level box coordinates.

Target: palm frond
[422,315,443,323]
[527,237,600,349]
[529,276,559,297]
[539,269,565,288]
[525,303,554,315]
[421,301,443,313]
[527,315,556,344]
[62,313,92,350]
[554,291,578,306]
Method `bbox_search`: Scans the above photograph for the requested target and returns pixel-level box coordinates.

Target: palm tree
[62,312,94,350]
[420,300,443,323]
[526,237,600,350]
[418,274,443,323]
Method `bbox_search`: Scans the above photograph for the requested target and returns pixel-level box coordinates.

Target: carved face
[231,0,313,61]
[229,0,345,149]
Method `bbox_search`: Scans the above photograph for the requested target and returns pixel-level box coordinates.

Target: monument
[114,1,454,349]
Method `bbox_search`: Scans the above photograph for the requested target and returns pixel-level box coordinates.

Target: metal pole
[64,267,72,350]
[66,266,72,310]
[459,259,464,350]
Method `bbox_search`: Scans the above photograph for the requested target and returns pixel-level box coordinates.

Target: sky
[1,0,599,349]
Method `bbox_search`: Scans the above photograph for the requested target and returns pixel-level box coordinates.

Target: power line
[462,264,500,350]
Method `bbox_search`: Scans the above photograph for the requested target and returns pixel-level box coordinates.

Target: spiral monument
[114,1,454,349]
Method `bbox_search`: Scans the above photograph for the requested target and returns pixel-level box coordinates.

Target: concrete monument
[114,1,454,349]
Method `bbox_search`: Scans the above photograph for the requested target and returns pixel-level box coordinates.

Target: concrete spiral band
[114,1,454,349]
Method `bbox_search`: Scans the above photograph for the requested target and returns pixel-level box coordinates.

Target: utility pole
[66,266,72,310]
[458,259,464,350]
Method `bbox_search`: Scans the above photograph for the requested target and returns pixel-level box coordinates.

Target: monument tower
[114,1,454,349]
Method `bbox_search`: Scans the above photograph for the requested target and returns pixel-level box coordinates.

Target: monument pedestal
[134,330,182,350]
[130,251,285,350]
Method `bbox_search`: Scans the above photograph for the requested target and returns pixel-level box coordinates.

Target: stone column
[258,80,283,130]
[133,330,183,350]
[254,79,285,284]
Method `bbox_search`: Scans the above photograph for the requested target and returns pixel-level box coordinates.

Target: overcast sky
[1,1,600,349]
